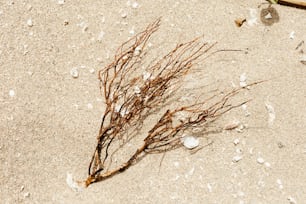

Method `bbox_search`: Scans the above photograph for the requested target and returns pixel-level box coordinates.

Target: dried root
[84,18,261,187]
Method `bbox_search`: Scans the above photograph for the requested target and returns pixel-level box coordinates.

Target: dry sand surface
[1,0,306,203]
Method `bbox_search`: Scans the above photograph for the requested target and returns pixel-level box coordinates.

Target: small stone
[134,86,141,94]
[264,162,271,167]
[233,138,240,145]
[232,155,243,162]
[239,73,247,88]
[20,186,24,192]
[181,135,199,149]
[58,0,65,4]
[300,55,306,65]
[27,18,33,27]
[257,157,265,164]
[70,68,79,78]
[121,11,127,18]
[9,90,15,97]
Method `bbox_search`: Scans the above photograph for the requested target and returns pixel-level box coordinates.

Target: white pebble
[300,55,306,65]
[58,0,65,4]
[276,179,283,189]
[257,157,265,164]
[120,11,127,18]
[173,161,179,167]
[264,162,271,167]
[264,12,272,19]
[232,155,243,162]
[9,89,15,97]
[207,183,212,192]
[142,71,151,81]
[241,104,250,116]
[27,18,33,27]
[70,68,79,78]
[134,46,141,56]
[181,135,199,149]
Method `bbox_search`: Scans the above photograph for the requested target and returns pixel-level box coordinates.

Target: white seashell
[287,196,297,204]
[289,31,295,39]
[70,67,79,78]
[181,135,199,149]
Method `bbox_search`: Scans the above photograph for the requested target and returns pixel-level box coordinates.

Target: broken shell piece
[181,135,199,149]
[134,46,141,56]
[224,120,241,130]
[9,89,15,97]
[142,71,151,81]
[265,101,275,126]
[66,172,83,192]
[300,55,306,65]
[233,138,240,145]
[247,8,258,26]
[27,18,33,27]
[289,31,295,39]
[70,68,79,78]
[239,73,247,88]
[134,86,141,94]
[232,155,243,162]
[257,157,265,164]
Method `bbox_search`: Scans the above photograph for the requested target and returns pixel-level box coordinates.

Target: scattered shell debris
[232,155,243,162]
[257,157,265,164]
[265,101,275,126]
[239,73,248,88]
[247,8,258,26]
[66,172,83,192]
[181,135,199,149]
[9,89,15,97]
[70,67,79,78]
[27,18,33,27]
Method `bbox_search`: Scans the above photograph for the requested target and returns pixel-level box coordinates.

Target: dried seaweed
[83,18,261,187]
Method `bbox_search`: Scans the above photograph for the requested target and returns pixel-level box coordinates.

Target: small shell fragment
[232,155,243,162]
[9,90,15,97]
[239,73,247,88]
[257,157,265,164]
[70,68,79,78]
[27,18,33,27]
[66,172,83,192]
[265,101,275,126]
[58,0,65,4]
[181,135,199,149]
[289,31,295,39]
[287,196,297,204]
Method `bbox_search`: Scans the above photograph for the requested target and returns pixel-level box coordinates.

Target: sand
[1,0,305,203]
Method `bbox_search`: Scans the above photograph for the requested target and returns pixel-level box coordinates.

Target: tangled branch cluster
[84,19,259,186]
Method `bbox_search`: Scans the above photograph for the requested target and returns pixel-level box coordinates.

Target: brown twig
[84,18,262,187]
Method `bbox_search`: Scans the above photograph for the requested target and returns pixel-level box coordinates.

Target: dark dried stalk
[84,18,259,187]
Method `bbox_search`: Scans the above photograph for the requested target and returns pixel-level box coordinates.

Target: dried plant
[84,18,261,187]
